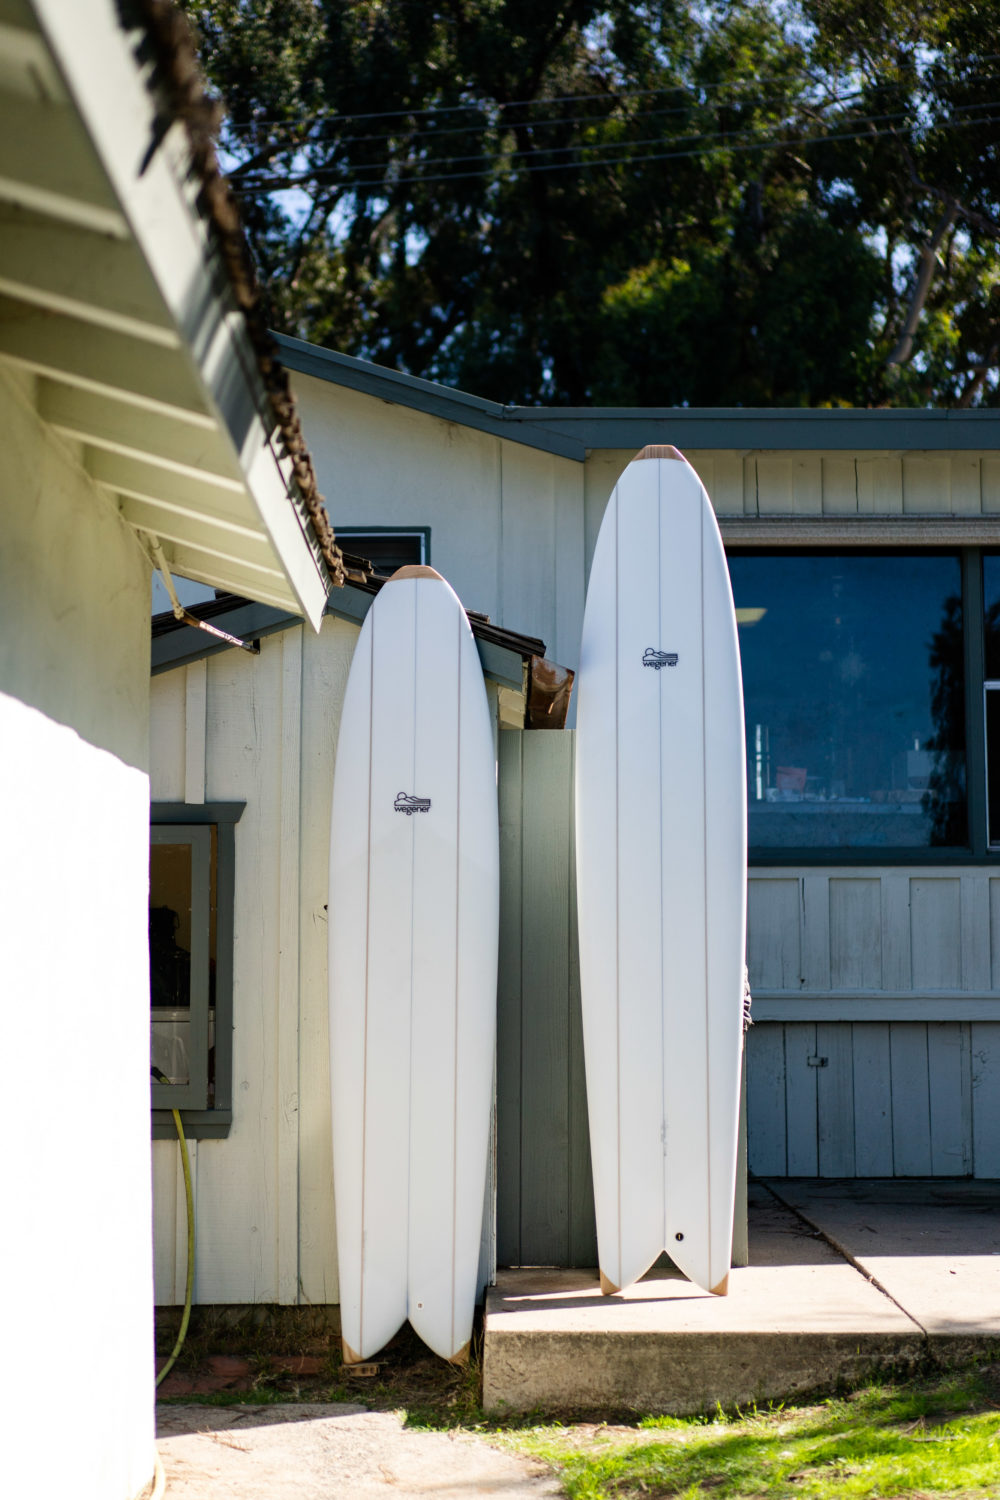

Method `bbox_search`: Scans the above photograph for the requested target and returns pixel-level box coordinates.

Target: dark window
[150,804,243,1137]
[983,554,1000,847]
[729,551,967,850]
[150,827,214,1108]
[337,529,429,574]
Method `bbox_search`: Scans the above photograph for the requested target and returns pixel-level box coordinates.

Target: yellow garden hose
[152,1069,195,1388]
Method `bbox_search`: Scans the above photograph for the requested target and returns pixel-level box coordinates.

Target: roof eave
[276,335,1000,457]
[28,0,332,628]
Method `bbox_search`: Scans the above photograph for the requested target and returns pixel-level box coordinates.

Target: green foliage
[183,1,1000,407]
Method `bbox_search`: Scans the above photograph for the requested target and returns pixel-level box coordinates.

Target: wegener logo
[394,792,432,815]
[643,648,679,669]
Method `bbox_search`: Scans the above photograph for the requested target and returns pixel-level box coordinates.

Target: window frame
[336,526,431,571]
[151,801,244,1139]
[728,544,996,867]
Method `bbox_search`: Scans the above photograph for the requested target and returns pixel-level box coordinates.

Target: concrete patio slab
[483,1183,924,1414]
[156,1403,560,1499]
[768,1178,1000,1357]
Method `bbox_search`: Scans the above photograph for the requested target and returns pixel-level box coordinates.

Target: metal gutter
[151,585,555,704]
[275,334,1000,457]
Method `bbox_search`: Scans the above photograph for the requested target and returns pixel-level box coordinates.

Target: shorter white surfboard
[575,447,747,1299]
[328,566,499,1364]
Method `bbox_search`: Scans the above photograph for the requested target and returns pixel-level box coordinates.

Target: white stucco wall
[0,369,154,1500]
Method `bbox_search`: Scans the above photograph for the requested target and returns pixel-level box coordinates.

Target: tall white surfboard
[575,447,746,1298]
[329,566,499,1363]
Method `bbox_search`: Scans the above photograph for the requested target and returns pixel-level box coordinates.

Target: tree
[184,1,1000,407]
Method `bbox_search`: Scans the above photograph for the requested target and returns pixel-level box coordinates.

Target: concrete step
[483,1181,1000,1415]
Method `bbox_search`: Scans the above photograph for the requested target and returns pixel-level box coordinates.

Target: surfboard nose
[636,444,684,461]
[387,564,445,581]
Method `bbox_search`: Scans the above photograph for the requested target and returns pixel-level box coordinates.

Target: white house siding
[151,389,1000,1306]
[0,368,154,1500]
[586,447,1000,528]
[290,374,586,672]
[151,619,357,1305]
[152,616,501,1306]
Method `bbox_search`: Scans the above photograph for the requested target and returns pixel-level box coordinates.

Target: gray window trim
[151,802,244,1138]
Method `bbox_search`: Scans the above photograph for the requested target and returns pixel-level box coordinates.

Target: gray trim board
[151,802,246,824]
[749,849,1000,866]
[722,518,1000,545]
[753,994,1000,1022]
[275,334,1000,457]
[153,1110,232,1140]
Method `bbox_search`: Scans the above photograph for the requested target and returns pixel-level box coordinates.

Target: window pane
[337,531,426,573]
[987,689,1000,847]
[729,551,967,849]
[982,554,1000,679]
[150,842,193,1085]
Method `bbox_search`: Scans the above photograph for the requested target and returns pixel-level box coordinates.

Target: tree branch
[885,197,957,368]
[957,344,1000,408]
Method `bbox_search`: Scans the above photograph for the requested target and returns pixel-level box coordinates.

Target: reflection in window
[728,552,967,849]
[149,829,217,1101]
[983,555,1000,847]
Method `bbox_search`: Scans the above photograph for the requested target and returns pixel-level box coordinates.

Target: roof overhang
[151,586,574,730]
[1,0,332,626]
[275,334,1000,458]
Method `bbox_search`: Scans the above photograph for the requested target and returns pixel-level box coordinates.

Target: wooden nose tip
[636,444,684,461]
[387,564,445,581]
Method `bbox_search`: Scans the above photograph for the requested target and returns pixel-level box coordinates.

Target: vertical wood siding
[746,868,1000,1177]
[494,731,750,1268]
[152,621,358,1305]
[680,450,1000,519]
[153,618,497,1306]
[496,730,597,1267]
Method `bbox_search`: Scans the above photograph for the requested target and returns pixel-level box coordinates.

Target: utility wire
[229,104,1000,197]
[218,53,1000,132]
[232,100,1000,184]
[221,70,1000,154]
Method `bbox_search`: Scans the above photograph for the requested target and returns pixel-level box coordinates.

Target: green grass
[502,1368,1000,1499]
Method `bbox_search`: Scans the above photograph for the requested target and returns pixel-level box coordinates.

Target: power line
[222,69,1000,155]
[218,52,1000,133]
[229,103,1000,197]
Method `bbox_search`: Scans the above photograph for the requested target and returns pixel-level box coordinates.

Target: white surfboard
[328,566,499,1363]
[575,446,746,1298]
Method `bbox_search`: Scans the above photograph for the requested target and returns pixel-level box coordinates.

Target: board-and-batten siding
[581,450,1000,551]
[747,870,1000,1179]
[152,619,498,1306]
[495,730,750,1270]
[151,620,356,1305]
[292,366,1000,682]
[291,375,587,676]
[683,452,1000,517]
